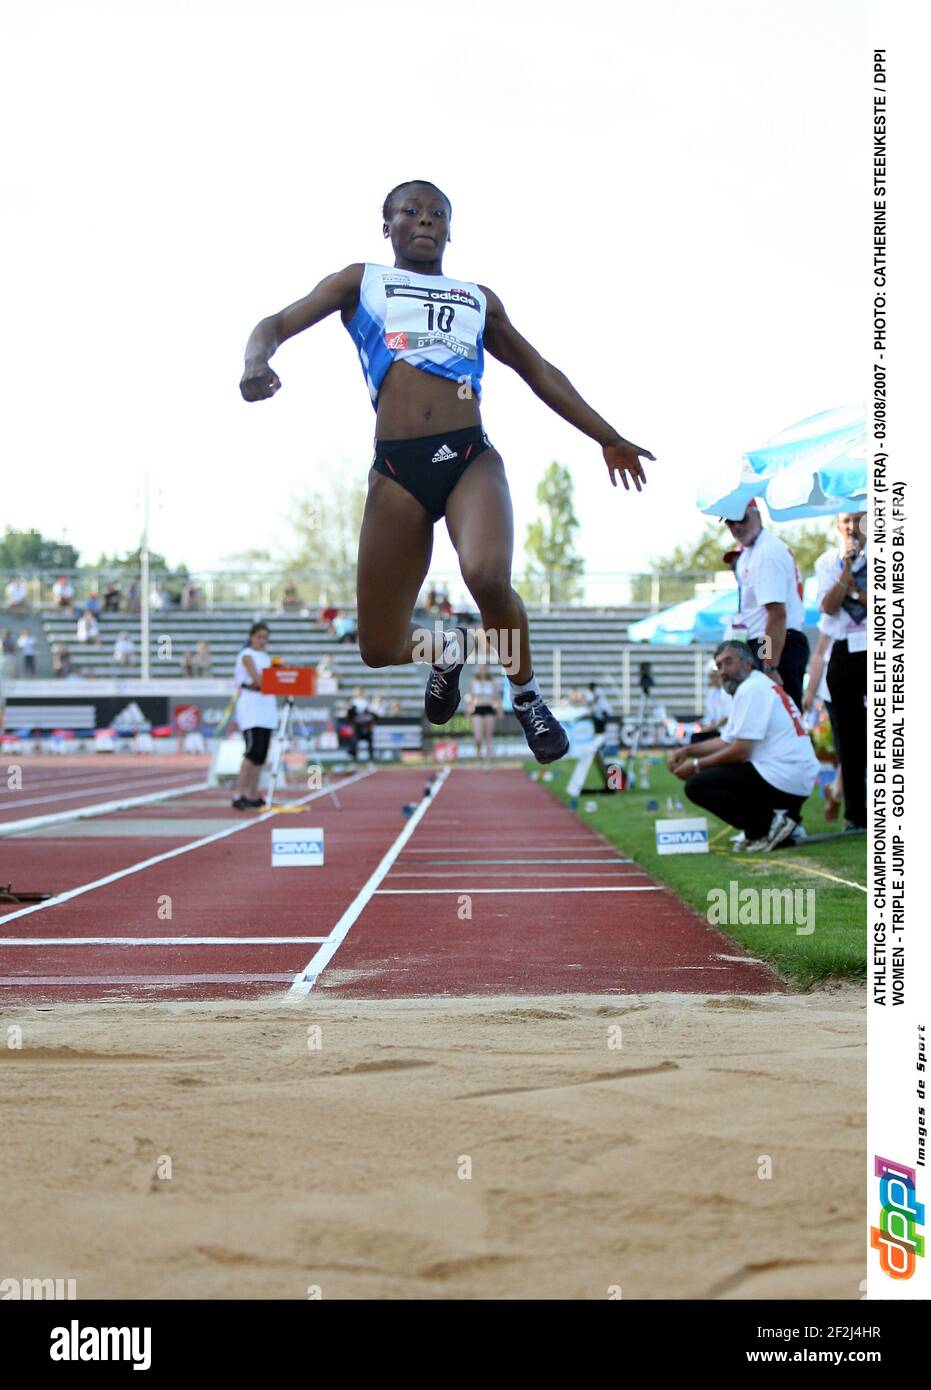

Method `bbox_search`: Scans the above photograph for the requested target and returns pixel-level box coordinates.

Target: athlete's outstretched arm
[478,284,655,491]
[240,263,364,401]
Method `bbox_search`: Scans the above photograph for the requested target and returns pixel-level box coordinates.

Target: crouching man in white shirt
[667,639,819,852]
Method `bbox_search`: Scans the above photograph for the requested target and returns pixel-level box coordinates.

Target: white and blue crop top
[345,263,487,408]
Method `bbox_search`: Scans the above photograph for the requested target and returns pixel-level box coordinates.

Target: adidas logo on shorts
[431,444,458,463]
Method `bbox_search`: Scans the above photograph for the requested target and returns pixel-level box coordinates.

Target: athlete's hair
[713,640,754,664]
[381,180,452,223]
[248,621,270,639]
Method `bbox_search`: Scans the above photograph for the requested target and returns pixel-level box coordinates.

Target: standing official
[723,499,808,710]
[815,512,867,830]
[232,622,278,810]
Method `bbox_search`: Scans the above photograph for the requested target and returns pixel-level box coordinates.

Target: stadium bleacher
[38,606,712,718]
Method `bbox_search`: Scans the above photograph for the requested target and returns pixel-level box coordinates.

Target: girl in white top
[232,622,278,809]
[465,665,502,771]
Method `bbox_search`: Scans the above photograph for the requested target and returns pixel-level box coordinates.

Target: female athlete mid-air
[240,180,654,763]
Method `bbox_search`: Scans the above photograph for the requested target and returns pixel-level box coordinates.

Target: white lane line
[0,772,202,811]
[375,886,664,895]
[0,936,330,946]
[0,780,210,838]
[387,869,650,878]
[0,768,377,923]
[0,973,297,986]
[0,768,160,795]
[288,768,450,997]
[401,842,600,850]
[394,857,633,865]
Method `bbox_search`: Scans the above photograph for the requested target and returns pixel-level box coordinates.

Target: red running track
[0,767,782,1003]
[0,757,208,825]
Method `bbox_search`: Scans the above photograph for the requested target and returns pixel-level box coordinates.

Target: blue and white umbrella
[628,584,823,646]
[698,405,868,521]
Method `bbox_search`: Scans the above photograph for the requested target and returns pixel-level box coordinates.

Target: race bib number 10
[384,283,481,359]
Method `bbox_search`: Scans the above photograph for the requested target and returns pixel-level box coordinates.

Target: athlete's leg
[444,451,532,682]
[356,471,436,667]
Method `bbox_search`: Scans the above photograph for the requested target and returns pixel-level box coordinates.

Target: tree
[286,475,367,603]
[0,527,79,571]
[523,462,585,605]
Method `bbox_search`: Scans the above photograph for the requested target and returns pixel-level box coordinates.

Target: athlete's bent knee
[462,563,512,613]
[358,636,400,668]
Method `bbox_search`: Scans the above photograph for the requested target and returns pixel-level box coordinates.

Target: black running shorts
[243,726,272,766]
[372,425,494,520]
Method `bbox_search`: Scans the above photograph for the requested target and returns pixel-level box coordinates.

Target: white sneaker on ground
[763,809,799,852]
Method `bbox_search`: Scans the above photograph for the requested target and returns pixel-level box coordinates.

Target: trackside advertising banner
[866,12,929,1300]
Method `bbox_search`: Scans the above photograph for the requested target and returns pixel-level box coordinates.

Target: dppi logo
[870,1155,925,1279]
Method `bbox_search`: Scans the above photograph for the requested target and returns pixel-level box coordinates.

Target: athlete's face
[385,186,450,266]
[251,629,269,650]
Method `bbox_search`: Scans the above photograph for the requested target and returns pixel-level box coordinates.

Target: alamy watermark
[706,881,815,936]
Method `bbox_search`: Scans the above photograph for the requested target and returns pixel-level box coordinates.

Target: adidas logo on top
[431,444,458,463]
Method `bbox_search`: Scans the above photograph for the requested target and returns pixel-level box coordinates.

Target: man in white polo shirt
[232,621,278,811]
[724,499,808,711]
[668,640,819,852]
[815,512,867,830]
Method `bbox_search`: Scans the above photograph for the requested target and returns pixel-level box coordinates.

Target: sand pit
[0,986,865,1300]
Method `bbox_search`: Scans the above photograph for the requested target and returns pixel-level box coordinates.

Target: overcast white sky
[2,0,865,583]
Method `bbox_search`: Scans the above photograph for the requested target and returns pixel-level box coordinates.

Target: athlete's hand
[240,362,282,402]
[603,438,655,492]
[667,746,689,772]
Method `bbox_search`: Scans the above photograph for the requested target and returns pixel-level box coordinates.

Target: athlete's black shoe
[513,692,570,764]
[232,796,265,811]
[424,628,467,725]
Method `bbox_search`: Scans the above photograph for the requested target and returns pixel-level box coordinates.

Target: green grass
[535,756,867,990]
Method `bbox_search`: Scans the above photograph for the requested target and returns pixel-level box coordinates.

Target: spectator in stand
[151,583,169,612]
[113,631,135,667]
[0,630,15,682]
[181,579,203,611]
[17,628,36,677]
[102,581,121,612]
[319,603,340,629]
[723,499,809,711]
[52,642,72,678]
[331,610,358,644]
[192,640,212,677]
[280,581,303,613]
[83,591,101,617]
[669,640,818,852]
[315,654,337,691]
[815,512,867,831]
[52,575,75,614]
[4,576,28,613]
[76,608,100,644]
[387,699,402,716]
[180,649,196,678]
[125,582,140,614]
